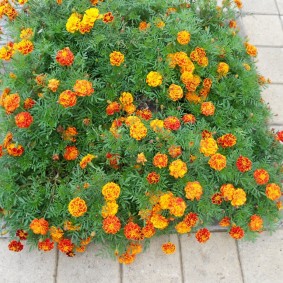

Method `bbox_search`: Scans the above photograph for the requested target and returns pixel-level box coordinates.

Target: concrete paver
[122,235,182,283]
[180,233,243,283]
[0,239,56,283]
[56,244,120,283]
[243,0,279,14]
[238,230,283,283]
[276,0,283,15]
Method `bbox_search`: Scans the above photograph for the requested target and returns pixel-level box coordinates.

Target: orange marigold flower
[102,215,121,234]
[211,193,223,205]
[3,132,13,148]
[58,90,77,108]
[185,75,201,92]
[103,12,114,23]
[119,92,134,105]
[217,62,229,76]
[219,216,231,227]
[175,221,191,234]
[102,182,121,201]
[169,197,186,217]
[124,222,142,240]
[123,103,136,114]
[62,126,78,142]
[169,159,188,178]
[201,101,215,116]
[245,42,257,57]
[56,47,74,66]
[184,212,199,227]
[146,71,163,87]
[200,137,218,157]
[15,39,34,55]
[80,154,95,169]
[147,172,160,184]
[58,238,74,253]
[231,188,246,206]
[198,56,209,67]
[220,184,235,201]
[141,221,156,238]
[168,84,183,101]
[253,169,269,185]
[203,78,213,89]
[16,229,28,240]
[7,143,24,157]
[8,240,23,252]
[73,80,94,97]
[168,145,182,158]
[185,181,203,201]
[265,183,282,201]
[3,93,20,113]
[0,145,3,158]
[118,252,136,264]
[161,242,176,254]
[236,156,252,172]
[24,98,35,110]
[20,28,33,39]
[182,113,196,124]
[15,112,33,128]
[106,101,121,115]
[49,226,64,243]
[101,201,118,218]
[136,152,147,165]
[38,239,54,252]
[63,146,79,161]
[76,245,86,253]
[35,74,46,86]
[208,153,227,171]
[48,79,60,92]
[127,243,143,255]
[130,122,147,140]
[153,153,168,168]
[68,197,87,217]
[217,134,237,148]
[136,109,152,120]
[185,92,201,104]
[177,30,190,45]
[229,20,237,28]
[229,226,244,239]
[30,218,49,235]
[150,214,169,229]
[234,0,243,9]
[249,215,263,232]
[164,116,181,131]
[139,21,150,31]
[110,51,124,66]
[276,130,283,142]
[195,228,211,243]
[0,42,15,61]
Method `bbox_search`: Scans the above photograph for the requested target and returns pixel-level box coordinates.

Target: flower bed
[0,0,283,263]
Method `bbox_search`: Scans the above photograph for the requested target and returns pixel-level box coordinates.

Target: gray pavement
[1,1,283,282]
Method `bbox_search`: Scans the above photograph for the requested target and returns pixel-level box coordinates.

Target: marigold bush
[0,0,283,263]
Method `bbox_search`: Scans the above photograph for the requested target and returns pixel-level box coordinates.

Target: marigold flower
[161,242,176,254]
[66,12,81,33]
[136,109,152,120]
[123,103,136,114]
[175,221,191,234]
[219,216,231,227]
[217,134,237,148]
[63,146,78,161]
[249,215,263,232]
[185,75,201,92]
[38,239,54,252]
[150,214,169,229]
[102,215,121,234]
[220,184,235,201]
[16,229,28,240]
[58,238,74,253]
[211,193,223,205]
[0,42,15,61]
[58,90,77,108]
[124,222,142,240]
[253,169,269,185]
[208,153,227,171]
[236,156,252,172]
[231,188,246,206]
[168,145,182,159]
[101,201,118,218]
[177,30,190,45]
[103,12,114,23]
[182,114,196,124]
[184,212,199,227]
[68,197,87,217]
[146,71,162,87]
[130,122,147,140]
[141,221,156,238]
[156,20,165,29]
[24,98,35,110]
[276,130,283,142]
[80,154,95,169]
[185,92,201,104]
[49,226,64,242]
[30,218,49,235]
[102,182,121,201]
[8,240,23,252]
[200,137,218,157]
[195,228,211,243]
[15,39,34,55]
[7,143,24,157]
[56,47,74,66]
[168,84,183,101]
[62,126,78,142]
[110,51,124,66]
[147,172,160,184]
[106,101,121,115]
[3,132,13,148]
[229,226,244,239]
[136,152,147,165]
[20,28,33,39]
[15,112,33,128]
[217,62,229,76]
[201,101,215,116]
[153,153,168,168]
[127,243,143,255]
[245,42,257,57]
[185,181,203,201]
[159,192,173,210]
[169,159,188,178]
[265,183,282,200]
[118,252,136,264]
[119,92,133,106]
[73,80,94,97]
[169,197,186,217]
[139,21,150,31]
[164,116,181,131]
[3,93,20,113]
[150,119,164,132]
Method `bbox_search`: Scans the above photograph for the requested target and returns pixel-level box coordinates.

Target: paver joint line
[54,249,59,283]
[236,241,246,283]
[177,235,185,283]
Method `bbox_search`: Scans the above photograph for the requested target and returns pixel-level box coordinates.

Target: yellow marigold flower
[119,92,134,105]
[201,101,215,116]
[245,42,257,57]
[136,153,147,165]
[155,20,165,29]
[231,188,246,206]
[169,159,188,178]
[49,226,64,243]
[83,7,100,25]
[73,80,94,96]
[200,138,218,157]
[161,242,176,254]
[243,63,251,71]
[146,71,162,87]
[185,181,203,201]
[159,192,174,210]
[48,79,60,92]
[68,197,87,217]
[130,122,147,140]
[249,215,263,232]
[80,154,96,169]
[198,56,209,67]
[150,119,164,132]
[265,183,282,201]
[208,153,227,171]
[0,43,15,61]
[175,221,191,234]
[150,214,169,229]
[169,197,186,217]
[18,0,28,4]
[20,28,33,39]
[180,71,193,84]
[220,184,235,201]
[217,62,229,76]
[177,30,191,45]
[168,84,183,101]
[101,201,119,218]
[110,51,124,66]
[125,116,141,126]
[102,182,121,201]
[15,39,34,55]
[3,131,13,148]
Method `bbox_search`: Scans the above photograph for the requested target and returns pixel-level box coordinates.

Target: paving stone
[238,230,283,283]
[57,244,120,283]
[180,233,242,283]
[242,15,283,46]
[243,0,278,14]
[261,84,283,124]
[256,47,283,83]
[123,234,182,283]
[0,238,56,283]
[277,0,283,15]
